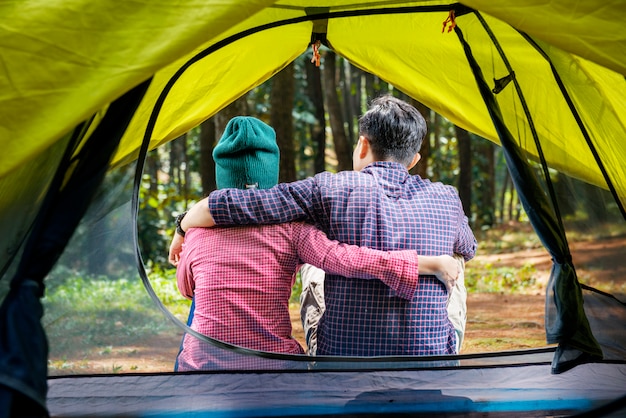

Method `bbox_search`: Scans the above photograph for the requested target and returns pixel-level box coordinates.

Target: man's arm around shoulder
[208,177,318,226]
[180,197,215,231]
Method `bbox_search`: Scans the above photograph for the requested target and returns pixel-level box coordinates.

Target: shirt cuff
[389,250,419,300]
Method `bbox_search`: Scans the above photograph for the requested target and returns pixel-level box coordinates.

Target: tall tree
[306,58,326,174]
[199,118,216,195]
[200,96,248,194]
[271,63,296,182]
[498,169,510,224]
[481,140,495,227]
[137,140,168,265]
[508,183,519,221]
[322,50,352,172]
[409,99,431,178]
[146,147,160,199]
[430,113,444,181]
[364,72,387,99]
[456,126,473,223]
[169,133,188,201]
[352,65,365,129]
[214,96,248,139]
[340,58,356,143]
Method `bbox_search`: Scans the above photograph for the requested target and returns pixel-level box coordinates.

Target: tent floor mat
[47,362,626,417]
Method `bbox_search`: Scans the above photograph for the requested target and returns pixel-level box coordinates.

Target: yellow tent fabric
[1,0,624,209]
[0,0,276,177]
[463,0,626,77]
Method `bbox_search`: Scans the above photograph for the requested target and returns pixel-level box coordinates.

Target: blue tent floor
[47,361,626,417]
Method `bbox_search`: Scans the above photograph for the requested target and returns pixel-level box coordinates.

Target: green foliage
[43,269,189,360]
[145,263,192,319]
[476,222,542,254]
[468,221,626,295]
[137,197,169,266]
[470,135,496,227]
[467,223,544,294]
[55,164,138,278]
[138,168,188,268]
[427,119,459,185]
[289,272,303,305]
[463,337,545,352]
[466,262,539,294]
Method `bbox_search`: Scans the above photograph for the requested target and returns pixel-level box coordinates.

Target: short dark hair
[358,95,427,166]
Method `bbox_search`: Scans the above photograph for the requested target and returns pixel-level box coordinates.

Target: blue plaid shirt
[209,162,477,356]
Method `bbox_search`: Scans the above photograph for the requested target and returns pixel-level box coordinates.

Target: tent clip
[492,72,515,94]
[311,40,321,67]
[442,10,456,33]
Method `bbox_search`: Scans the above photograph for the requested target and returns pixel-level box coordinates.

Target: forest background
[43,49,625,374]
[140,49,522,265]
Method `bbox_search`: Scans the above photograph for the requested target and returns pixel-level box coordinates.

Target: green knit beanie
[213,116,280,190]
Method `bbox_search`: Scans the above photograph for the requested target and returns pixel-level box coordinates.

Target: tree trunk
[456,126,472,223]
[271,63,296,182]
[214,96,248,138]
[364,72,387,98]
[341,58,356,143]
[322,50,352,172]
[182,134,191,201]
[199,118,216,195]
[498,170,509,224]
[169,134,187,202]
[306,59,326,174]
[431,113,443,180]
[508,181,516,222]
[481,140,495,227]
[354,66,364,120]
[409,99,430,178]
[364,72,375,100]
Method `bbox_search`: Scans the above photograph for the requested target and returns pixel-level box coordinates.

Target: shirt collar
[363,161,409,176]
[362,161,413,190]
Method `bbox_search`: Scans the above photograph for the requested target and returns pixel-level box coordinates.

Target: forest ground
[49,228,625,374]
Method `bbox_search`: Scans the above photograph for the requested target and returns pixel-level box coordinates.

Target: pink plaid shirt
[176,222,420,370]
